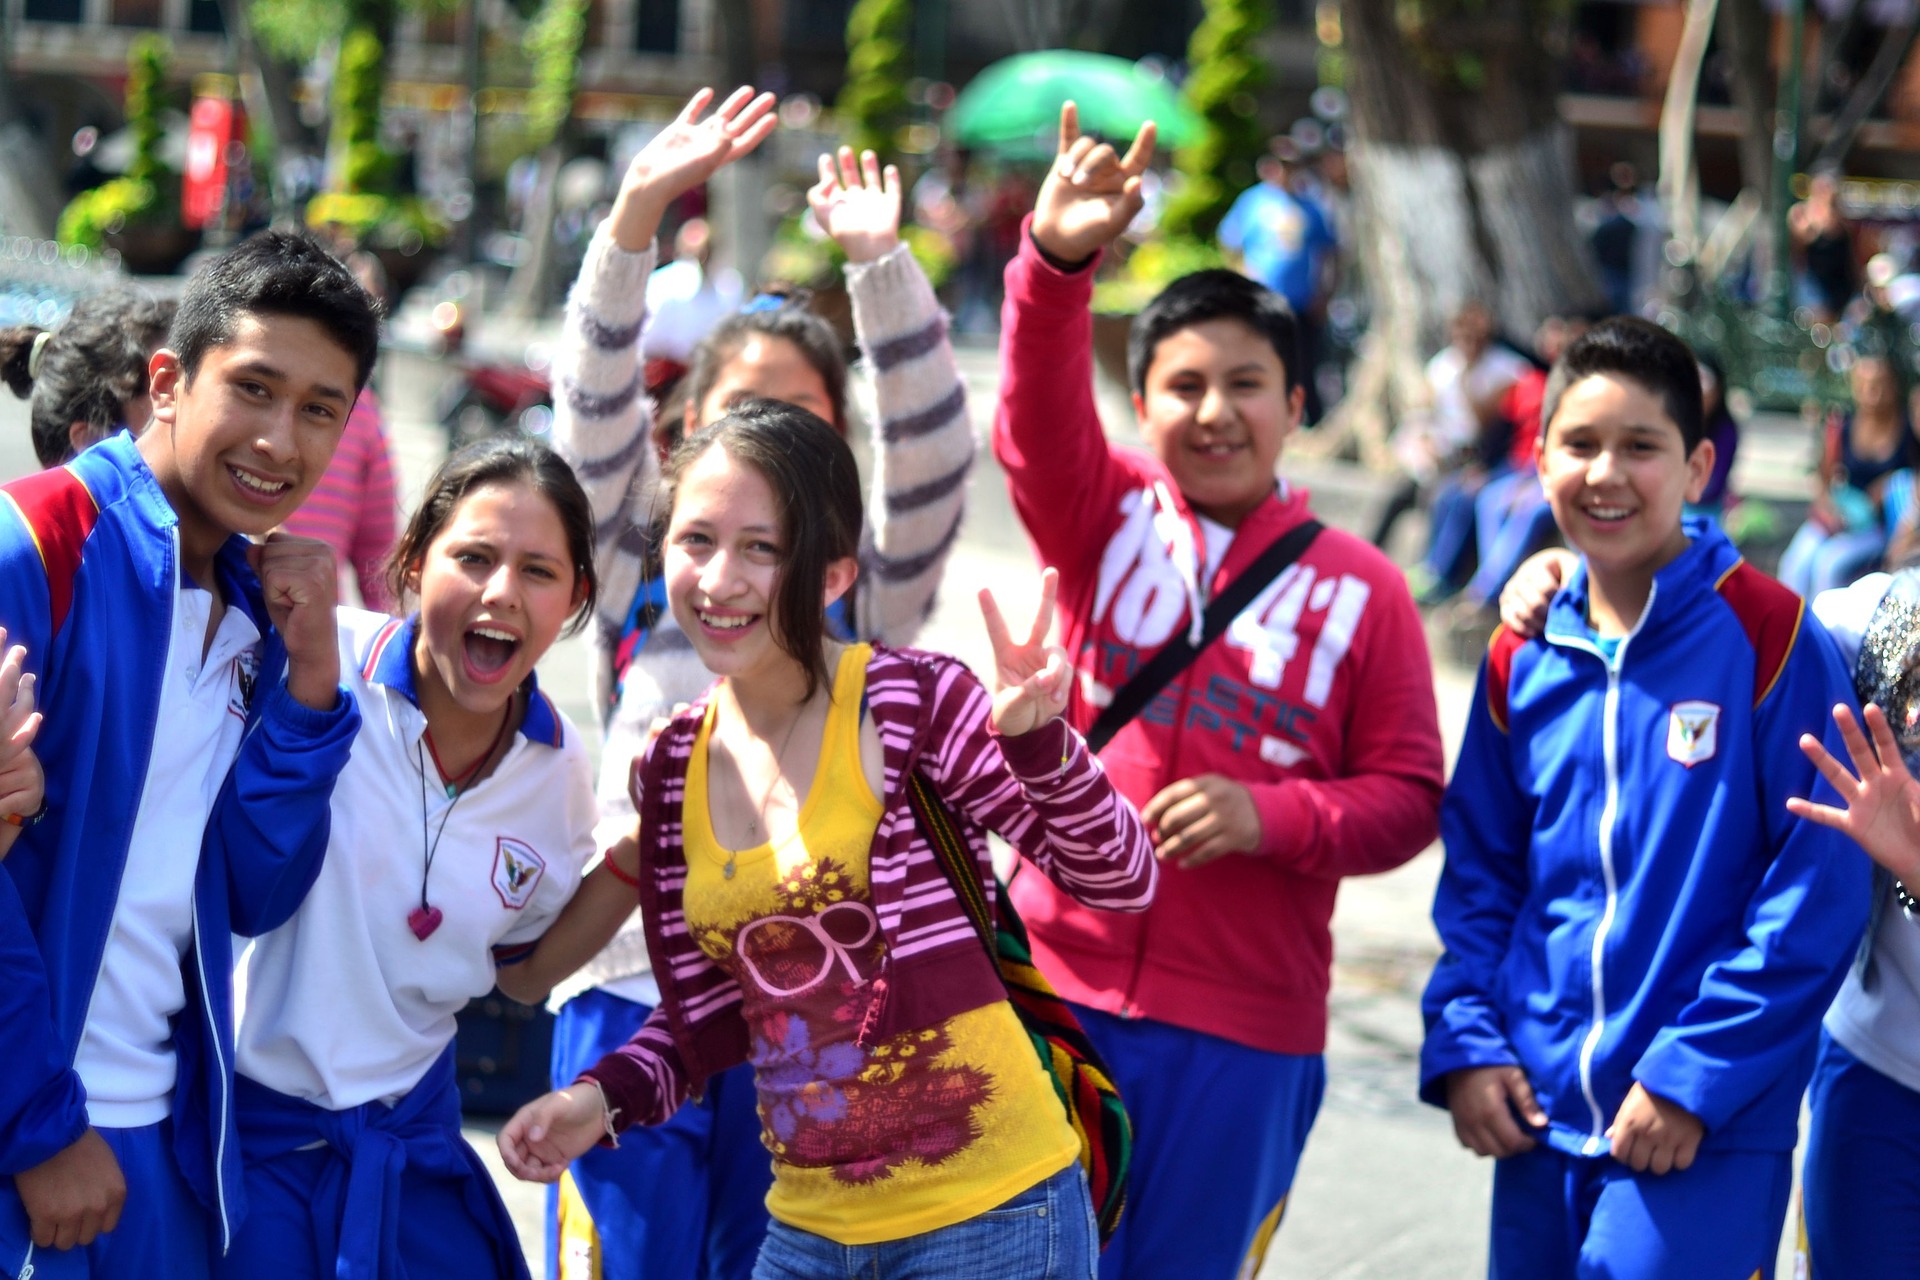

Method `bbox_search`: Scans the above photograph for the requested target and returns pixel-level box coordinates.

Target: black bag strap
[1086,519,1323,753]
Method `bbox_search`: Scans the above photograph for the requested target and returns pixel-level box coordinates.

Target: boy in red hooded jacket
[994,105,1445,1278]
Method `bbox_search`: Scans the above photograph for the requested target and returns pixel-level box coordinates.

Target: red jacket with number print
[992,226,1445,1055]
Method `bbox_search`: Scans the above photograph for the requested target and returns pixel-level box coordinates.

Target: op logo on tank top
[492,837,547,909]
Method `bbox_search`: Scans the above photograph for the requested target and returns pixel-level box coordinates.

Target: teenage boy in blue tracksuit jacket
[0,232,379,1280]
[1420,318,1870,1279]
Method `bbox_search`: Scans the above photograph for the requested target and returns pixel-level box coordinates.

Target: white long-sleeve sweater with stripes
[550,229,977,1004]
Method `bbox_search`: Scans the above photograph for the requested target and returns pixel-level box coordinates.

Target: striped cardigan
[549,230,977,1004]
[581,644,1156,1130]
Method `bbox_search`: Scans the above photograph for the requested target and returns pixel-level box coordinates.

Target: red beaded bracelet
[602,854,642,889]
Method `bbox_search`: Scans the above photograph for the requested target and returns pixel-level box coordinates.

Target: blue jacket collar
[81,433,269,622]
[1544,516,1743,649]
[359,614,563,748]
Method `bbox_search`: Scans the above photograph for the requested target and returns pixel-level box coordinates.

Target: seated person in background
[1375,300,1530,596]
[1779,354,1915,598]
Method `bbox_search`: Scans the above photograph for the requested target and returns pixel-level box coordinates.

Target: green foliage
[250,0,439,62]
[124,35,170,187]
[523,0,589,152]
[306,191,450,249]
[57,178,159,250]
[836,0,912,157]
[761,216,957,291]
[332,26,391,193]
[1161,0,1274,241]
[1094,236,1229,312]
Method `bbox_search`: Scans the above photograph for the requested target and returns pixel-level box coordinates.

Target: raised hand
[809,147,902,265]
[979,568,1071,737]
[609,87,779,252]
[1030,102,1156,265]
[1788,702,1920,884]
[249,532,340,711]
[498,1084,610,1183]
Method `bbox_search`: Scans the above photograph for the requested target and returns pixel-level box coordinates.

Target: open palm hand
[1789,702,1920,883]
[808,147,901,264]
[609,87,777,250]
[980,568,1071,737]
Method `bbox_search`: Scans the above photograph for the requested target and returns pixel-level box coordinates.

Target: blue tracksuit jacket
[1420,519,1870,1157]
[0,434,360,1269]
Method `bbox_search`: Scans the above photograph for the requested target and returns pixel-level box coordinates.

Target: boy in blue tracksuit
[0,232,377,1280]
[1420,317,1870,1279]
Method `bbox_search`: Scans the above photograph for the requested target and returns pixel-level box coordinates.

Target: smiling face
[690,335,838,434]
[139,312,358,571]
[1131,318,1301,528]
[1539,372,1713,596]
[407,479,584,717]
[665,444,855,690]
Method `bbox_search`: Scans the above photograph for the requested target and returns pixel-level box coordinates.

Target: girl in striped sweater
[545,88,980,1277]
[502,400,1154,1279]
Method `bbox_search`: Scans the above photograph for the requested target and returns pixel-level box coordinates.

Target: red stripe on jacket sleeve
[1713,560,1805,707]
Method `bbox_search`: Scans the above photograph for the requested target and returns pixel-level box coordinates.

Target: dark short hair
[1542,316,1705,453]
[388,434,599,636]
[676,295,848,456]
[170,229,382,394]
[1,291,176,466]
[663,398,863,701]
[1128,269,1302,395]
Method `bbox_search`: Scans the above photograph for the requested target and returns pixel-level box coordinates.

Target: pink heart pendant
[407,904,445,941]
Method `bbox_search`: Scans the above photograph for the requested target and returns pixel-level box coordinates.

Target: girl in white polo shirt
[224,436,639,1280]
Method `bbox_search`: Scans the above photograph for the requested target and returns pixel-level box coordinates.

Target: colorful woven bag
[905,771,1132,1249]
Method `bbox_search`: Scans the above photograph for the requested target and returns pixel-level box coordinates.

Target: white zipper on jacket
[15,1240,31,1278]
[190,897,232,1250]
[1567,582,1655,1155]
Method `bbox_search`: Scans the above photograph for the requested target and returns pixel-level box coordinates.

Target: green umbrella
[945,50,1201,158]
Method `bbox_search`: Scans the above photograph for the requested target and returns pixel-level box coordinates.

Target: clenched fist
[249,532,340,710]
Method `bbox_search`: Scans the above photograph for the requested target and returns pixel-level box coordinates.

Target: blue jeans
[1777,521,1885,598]
[750,1163,1095,1280]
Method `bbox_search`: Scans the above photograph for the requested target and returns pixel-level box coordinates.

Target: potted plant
[57,36,200,274]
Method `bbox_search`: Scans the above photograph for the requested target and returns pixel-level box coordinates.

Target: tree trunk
[1316,0,1599,466]
[1659,0,1718,260]
[1812,7,1920,172]
[0,25,62,238]
[217,0,322,224]
[1716,0,1776,201]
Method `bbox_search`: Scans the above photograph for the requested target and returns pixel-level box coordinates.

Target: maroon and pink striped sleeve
[916,660,1156,911]
[580,1003,693,1131]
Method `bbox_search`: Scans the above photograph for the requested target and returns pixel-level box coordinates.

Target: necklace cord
[415,698,516,911]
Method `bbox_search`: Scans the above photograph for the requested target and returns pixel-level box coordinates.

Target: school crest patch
[1666,700,1721,768]
[492,837,547,910]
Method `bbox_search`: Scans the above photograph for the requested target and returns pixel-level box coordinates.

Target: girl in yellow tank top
[497,399,1159,1279]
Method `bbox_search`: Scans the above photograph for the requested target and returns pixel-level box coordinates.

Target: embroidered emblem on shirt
[1666,700,1721,768]
[227,650,260,720]
[492,837,547,909]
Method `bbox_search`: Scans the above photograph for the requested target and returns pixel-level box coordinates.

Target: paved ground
[0,319,1825,1277]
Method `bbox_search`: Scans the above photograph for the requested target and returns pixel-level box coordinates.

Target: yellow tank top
[681,644,1080,1245]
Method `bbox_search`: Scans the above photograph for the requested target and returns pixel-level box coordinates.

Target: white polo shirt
[75,576,261,1127]
[234,609,598,1110]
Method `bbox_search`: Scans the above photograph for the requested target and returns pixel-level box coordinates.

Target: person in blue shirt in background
[1219,138,1337,423]
[0,231,374,1280]
[1420,317,1869,1279]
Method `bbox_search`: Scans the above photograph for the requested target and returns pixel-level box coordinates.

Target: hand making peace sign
[1029,101,1157,266]
[979,568,1072,738]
